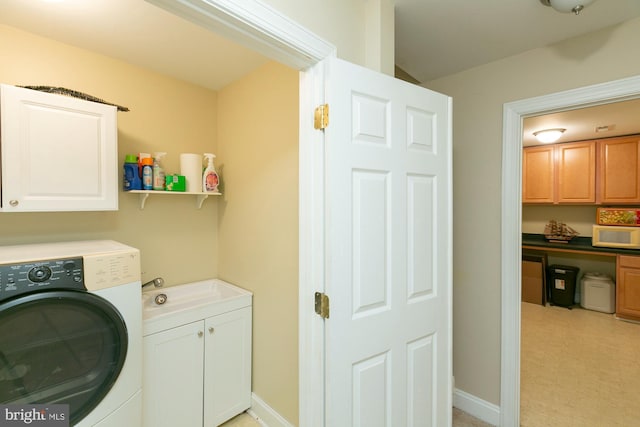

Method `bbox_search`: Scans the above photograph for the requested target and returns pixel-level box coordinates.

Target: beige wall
[425,17,640,405]
[260,0,366,66]
[0,24,219,286]
[523,205,598,236]
[260,0,396,75]
[216,62,299,424]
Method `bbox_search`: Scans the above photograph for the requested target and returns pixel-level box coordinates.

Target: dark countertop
[522,233,640,256]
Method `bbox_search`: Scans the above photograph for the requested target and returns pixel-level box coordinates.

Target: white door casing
[323,57,452,427]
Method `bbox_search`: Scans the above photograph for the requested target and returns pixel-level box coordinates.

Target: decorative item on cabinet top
[19,85,130,111]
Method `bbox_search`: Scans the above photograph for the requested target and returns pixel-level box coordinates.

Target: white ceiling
[0,0,269,91]
[2,0,640,143]
[523,99,640,146]
[394,0,640,84]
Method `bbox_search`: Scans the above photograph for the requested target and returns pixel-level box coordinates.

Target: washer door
[0,290,128,425]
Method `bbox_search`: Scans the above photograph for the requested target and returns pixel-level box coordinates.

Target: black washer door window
[0,290,128,425]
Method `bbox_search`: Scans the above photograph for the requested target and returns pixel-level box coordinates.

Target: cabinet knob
[197,331,204,338]
[9,200,18,207]
[208,327,215,334]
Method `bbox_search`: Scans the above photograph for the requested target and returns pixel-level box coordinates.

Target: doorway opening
[500,74,640,426]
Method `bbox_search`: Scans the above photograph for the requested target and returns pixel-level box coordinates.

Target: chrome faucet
[142,277,164,289]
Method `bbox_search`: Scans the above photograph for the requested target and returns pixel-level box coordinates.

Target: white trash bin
[580,272,615,314]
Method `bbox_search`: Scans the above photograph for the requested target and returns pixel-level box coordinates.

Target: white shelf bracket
[196,194,209,209]
[139,192,150,209]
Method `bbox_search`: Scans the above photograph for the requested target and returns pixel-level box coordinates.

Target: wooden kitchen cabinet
[598,135,640,204]
[523,141,596,204]
[523,145,554,203]
[0,84,118,211]
[616,255,640,321]
[556,141,596,203]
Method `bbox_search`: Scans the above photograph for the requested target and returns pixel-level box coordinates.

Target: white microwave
[592,225,640,249]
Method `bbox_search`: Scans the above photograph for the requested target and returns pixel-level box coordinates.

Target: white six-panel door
[323,57,452,427]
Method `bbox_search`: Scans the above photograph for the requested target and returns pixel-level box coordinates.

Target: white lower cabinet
[143,307,252,427]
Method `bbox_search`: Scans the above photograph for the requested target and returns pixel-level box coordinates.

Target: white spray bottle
[152,152,167,191]
[202,153,219,193]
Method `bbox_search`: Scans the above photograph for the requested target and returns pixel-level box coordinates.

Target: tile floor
[521,302,640,426]
[221,407,492,426]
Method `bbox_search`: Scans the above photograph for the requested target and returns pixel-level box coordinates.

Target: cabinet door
[617,256,640,320]
[556,141,596,203]
[204,307,252,426]
[143,321,205,427]
[0,84,118,211]
[598,136,640,204]
[522,145,554,203]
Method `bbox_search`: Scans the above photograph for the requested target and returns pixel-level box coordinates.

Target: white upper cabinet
[0,84,118,212]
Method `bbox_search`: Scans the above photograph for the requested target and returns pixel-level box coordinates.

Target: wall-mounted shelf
[127,190,221,209]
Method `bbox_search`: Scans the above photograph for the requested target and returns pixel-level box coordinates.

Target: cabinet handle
[208,327,215,334]
[197,331,203,338]
[9,200,18,207]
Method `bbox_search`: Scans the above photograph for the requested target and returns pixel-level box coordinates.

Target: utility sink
[142,278,252,336]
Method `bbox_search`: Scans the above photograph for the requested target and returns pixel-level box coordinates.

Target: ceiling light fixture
[533,128,566,143]
[539,0,596,15]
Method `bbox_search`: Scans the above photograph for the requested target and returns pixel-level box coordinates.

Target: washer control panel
[0,257,85,301]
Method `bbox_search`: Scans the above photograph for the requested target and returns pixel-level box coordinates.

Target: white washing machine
[0,240,142,426]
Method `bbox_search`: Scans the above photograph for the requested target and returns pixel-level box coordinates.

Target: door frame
[145,1,334,425]
[500,74,640,426]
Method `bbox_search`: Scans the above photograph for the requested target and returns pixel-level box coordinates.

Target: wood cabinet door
[617,255,640,320]
[599,135,640,204]
[523,145,554,203]
[556,141,596,203]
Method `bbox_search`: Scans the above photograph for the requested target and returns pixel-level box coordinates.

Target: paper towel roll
[180,153,202,192]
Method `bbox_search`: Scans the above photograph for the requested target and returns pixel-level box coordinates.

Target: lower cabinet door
[204,307,252,426]
[143,321,204,427]
[617,266,640,320]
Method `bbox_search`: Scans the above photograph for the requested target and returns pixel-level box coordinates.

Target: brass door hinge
[314,104,329,130]
[314,292,330,319]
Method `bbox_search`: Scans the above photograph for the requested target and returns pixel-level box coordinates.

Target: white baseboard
[247,389,498,427]
[453,388,500,426]
[246,393,295,427]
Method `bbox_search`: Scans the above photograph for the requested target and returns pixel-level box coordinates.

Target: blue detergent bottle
[123,154,142,191]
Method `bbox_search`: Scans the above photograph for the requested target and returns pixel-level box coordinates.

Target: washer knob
[28,266,52,282]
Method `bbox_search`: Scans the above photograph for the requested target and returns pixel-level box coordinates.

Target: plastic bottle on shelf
[152,152,166,191]
[123,154,141,191]
[202,153,219,193]
[141,157,154,190]
[138,152,151,182]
